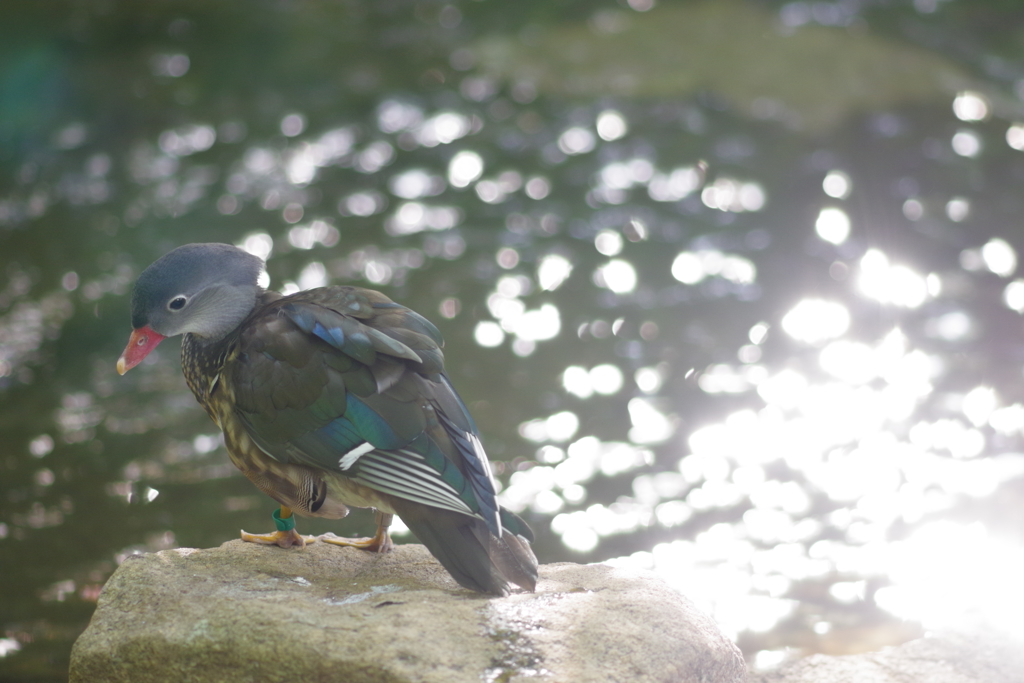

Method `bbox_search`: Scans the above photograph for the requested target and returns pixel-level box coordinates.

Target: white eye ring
[168,295,188,311]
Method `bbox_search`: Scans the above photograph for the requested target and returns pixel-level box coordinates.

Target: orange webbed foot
[319,511,394,553]
[240,507,315,548]
[240,528,316,548]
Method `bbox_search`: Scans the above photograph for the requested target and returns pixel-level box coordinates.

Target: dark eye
[168,296,187,311]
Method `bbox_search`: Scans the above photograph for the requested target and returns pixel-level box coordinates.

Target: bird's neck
[183,288,280,361]
[180,283,264,343]
[180,290,282,409]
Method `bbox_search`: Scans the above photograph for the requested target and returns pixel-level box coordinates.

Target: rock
[69,540,745,683]
[751,629,1024,683]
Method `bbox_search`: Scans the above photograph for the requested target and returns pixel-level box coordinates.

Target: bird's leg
[241,507,317,548]
[320,510,395,553]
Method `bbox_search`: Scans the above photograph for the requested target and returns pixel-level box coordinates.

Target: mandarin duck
[116,243,537,595]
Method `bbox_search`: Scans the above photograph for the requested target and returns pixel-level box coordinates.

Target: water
[4,1,1024,679]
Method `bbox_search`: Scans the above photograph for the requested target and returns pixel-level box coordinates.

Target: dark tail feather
[488,529,538,592]
[500,507,535,543]
[393,500,538,595]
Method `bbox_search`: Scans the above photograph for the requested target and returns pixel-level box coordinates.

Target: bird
[116,243,538,595]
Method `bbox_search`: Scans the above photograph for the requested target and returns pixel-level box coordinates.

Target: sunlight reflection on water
[530,241,1024,648]
[11,11,1024,673]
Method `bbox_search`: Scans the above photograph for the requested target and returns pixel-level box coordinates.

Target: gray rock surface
[69,540,745,683]
[751,629,1024,683]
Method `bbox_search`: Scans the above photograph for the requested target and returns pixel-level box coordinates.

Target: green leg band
[272,508,296,532]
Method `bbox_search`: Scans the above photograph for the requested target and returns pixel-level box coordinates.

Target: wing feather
[227,286,501,535]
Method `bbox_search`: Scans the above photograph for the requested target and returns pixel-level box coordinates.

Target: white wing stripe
[397,448,425,461]
[338,441,376,470]
[353,472,472,515]
[355,461,460,504]
[468,433,495,481]
[355,462,474,514]
[363,452,443,480]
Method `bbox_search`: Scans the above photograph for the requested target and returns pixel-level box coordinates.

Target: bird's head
[117,243,265,374]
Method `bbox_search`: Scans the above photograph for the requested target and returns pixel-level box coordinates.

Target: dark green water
[5,1,1024,679]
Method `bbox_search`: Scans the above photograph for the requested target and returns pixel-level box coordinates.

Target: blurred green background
[5,0,1024,680]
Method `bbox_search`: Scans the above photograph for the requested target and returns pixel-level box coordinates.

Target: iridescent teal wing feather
[228,286,502,535]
